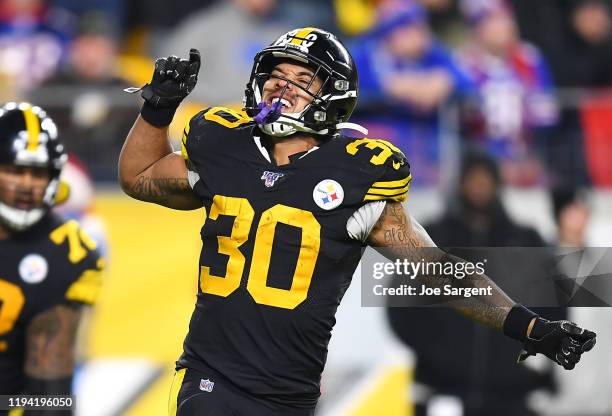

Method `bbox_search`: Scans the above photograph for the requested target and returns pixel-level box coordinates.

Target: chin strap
[336,122,369,136]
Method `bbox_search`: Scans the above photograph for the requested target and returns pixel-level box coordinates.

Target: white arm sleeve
[346,201,437,247]
[346,200,387,242]
[187,170,201,189]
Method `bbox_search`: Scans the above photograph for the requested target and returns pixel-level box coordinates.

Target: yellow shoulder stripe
[371,174,412,189]
[364,174,411,202]
[364,191,408,203]
[366,185,410,197]
[181,129,189,161]
[180,117,192,161]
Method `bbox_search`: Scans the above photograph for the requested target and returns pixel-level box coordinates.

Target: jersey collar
[253,135,320,166]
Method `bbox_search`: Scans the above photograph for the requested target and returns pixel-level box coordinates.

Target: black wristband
[22,375,73,415]
[140,101,177,127]
[503,304,538,341]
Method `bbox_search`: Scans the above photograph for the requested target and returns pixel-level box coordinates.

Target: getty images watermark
[361,247,612,307]
[371,257,492,299]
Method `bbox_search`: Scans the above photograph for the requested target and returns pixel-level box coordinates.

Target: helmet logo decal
[313,179,344,210]
[19,254,48,284]
[273,27,318,53]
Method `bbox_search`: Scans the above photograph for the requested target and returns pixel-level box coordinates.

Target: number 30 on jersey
[200,195,320,310]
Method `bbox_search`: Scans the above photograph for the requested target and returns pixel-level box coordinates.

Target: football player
[0,103,103,415]
[119,28,597,416]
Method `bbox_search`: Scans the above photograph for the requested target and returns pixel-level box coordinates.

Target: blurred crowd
[1,0,612,189]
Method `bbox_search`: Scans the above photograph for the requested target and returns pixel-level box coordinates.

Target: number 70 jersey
[178,107,411,407]
[0,214,103,393]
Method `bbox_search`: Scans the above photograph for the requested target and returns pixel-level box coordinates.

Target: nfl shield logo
[261,171,284,187]
[199,378,215,392]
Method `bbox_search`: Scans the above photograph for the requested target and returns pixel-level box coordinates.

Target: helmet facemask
[245,28,366,139]
[249,57,333,138]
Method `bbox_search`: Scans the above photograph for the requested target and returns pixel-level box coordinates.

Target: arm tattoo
[381,202,424,250]
[370,202,513,330]
[130,176,192,204]
[370,202,429,264]
[25,305,82,378]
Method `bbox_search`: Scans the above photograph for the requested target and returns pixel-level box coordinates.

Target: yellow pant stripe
[168,368,187,416]
[22,106,40,152]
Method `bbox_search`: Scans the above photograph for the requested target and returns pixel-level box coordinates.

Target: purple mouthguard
[253,100,283,124]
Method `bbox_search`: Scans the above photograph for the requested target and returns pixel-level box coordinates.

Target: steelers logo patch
[313,179,344,210]
[19,253,48,284]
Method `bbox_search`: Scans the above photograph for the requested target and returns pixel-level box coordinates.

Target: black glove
[127,48,201,127]
[503,305,596,370]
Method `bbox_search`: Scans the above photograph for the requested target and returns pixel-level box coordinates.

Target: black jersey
[178,107,411,407]
[0,213,103,393]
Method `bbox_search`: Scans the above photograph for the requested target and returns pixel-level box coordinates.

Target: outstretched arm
[367,201,514,330]
[367,201,596,369]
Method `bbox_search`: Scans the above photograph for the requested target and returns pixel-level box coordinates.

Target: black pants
[168,367,315,416]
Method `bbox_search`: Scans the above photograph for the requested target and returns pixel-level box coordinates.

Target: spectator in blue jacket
[352,0,473,114]
[350,0,474,185]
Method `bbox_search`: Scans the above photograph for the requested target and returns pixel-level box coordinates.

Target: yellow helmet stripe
[21,105,41,152]
[290,27,317,45]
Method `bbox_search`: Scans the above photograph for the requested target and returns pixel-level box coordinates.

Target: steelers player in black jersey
[0,102,103,414]
[119,28,597,416]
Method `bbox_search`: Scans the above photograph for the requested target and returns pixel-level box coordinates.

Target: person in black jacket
[388,151,565,416]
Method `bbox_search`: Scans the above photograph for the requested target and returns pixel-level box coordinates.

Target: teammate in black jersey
[119,28,597,416]
[0,103,103,414]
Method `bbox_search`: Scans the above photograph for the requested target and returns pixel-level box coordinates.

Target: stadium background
[2,0,612,415]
